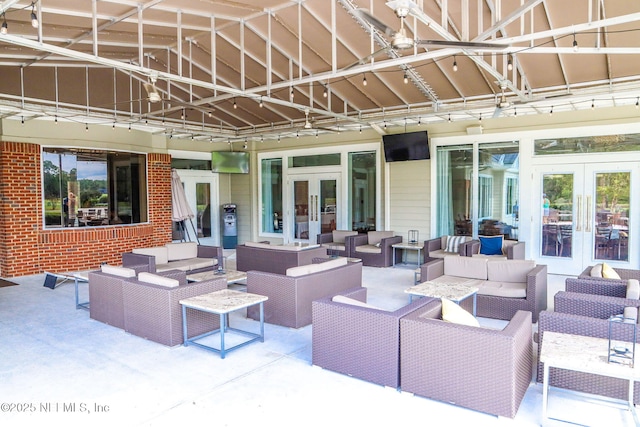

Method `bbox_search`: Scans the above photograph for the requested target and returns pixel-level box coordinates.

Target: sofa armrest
[419,258,444,282]
[526,264,547,323]
[565,278,627,298]
[317,232,334,245]
[554,291,640,319]
[506,241,526,259]
[197,244,224,270]
[381,235,403,248]
[461,240,479,257]
[425,237,443,253]
[350,234,369,247]
[122,252,156,273]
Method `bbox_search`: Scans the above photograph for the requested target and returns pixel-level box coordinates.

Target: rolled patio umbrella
[171,169,199,243]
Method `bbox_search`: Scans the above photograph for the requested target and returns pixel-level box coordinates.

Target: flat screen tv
[382,131,430,162]
[211,151,250,174]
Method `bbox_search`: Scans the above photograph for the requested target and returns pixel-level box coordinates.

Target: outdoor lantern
[409,230,419,244]
[608,312,637,367]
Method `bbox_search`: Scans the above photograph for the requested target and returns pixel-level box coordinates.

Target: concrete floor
[0,254,636,427]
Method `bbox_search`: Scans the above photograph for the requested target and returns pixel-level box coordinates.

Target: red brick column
[0,142,173,277]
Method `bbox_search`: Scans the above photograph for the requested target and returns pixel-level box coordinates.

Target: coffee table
[179,289,268,359]
[405,280,478,316]
[541,331,640,426]
[186,269,248,285]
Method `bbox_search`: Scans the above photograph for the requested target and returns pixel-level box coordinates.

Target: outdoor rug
[0,278,19,288]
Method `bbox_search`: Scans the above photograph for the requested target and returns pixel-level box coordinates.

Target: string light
[479,113,482,122]
[550,106,554,115]
[85,123,89,132]
[452,56,458,72]
[323,85,328,98]
[572,34,578,52]
[507,57,513,71]
[591,99,595,110]
[403,73,408,84]
[448,114,451,123]
[30,3,38,29]
[233,98,237,109]
[362,74,367,86]
[290,88,294,99]
[1,13,7,35]
[259,97,263,108]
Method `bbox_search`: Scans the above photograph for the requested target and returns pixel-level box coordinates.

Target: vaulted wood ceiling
[0,0,639,143]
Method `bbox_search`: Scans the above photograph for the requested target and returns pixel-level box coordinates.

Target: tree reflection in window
[42,148,147,228]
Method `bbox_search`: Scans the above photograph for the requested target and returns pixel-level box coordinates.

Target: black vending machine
[222,203,238,249]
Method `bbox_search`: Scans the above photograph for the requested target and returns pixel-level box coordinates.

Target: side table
[541,331,640,426]
[392,242,423,267]
[180,289,268,359]
[405,280,478,316]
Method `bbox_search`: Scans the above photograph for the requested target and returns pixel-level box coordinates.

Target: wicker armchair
[348,231,402,267]
[121,270,227,346]
[316,230,358,258]
[312,287,438,389]
[536,310,640,404]
[569,266,640,297]
[400,303,532,418]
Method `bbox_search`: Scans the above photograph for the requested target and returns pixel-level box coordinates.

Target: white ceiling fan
[352,1,510,52]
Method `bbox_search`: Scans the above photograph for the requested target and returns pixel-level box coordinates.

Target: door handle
[586,195,592,233]
[576,195,582,232]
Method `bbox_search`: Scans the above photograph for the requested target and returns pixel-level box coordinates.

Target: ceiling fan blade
[415,39,509,50]
[492,106,503,118]
[342,46,392,71]
[352,9,396,38]
[143,83,161,103]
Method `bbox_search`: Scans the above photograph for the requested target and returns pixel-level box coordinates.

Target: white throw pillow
[590,264,603,277]
[137,272,180,288]
[441,298,479,327]
[626,279,640,300]
[100,264,136,278]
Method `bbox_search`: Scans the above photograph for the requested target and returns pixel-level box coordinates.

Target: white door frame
[287,172,341,244]
[175,169,220,246]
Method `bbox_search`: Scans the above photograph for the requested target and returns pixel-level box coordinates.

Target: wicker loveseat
[246,257,362,328]
[89,266,226,346]
[418,255,547,322]
[312,287,438,389]
[122,242,224,274]
[400,301,532,418]
[235,241,327,275]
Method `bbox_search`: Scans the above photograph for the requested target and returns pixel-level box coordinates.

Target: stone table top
[180,289,267,315]
[540,331,640,380]
[392,242,424,250]
[405,280,478,302]
[186,269,247,284]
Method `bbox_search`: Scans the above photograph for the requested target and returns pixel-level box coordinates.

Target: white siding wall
[387,159,431,248]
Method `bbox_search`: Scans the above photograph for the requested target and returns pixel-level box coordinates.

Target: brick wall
[0,142,173,277]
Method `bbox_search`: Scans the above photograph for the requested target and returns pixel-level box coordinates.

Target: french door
[288,173,340,243]
[174,170,220,245]
[532,162,638,275]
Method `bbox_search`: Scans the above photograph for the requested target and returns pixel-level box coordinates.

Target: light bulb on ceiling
[362,74,367,86]
[323,86,328,98]
[233,99,237,109]
[259,97,263,108]
[452,57,458,72]
[507,58,513,71]
[30,4,38,29]
[1,14,7,35]
[591,99,595,110]
[572,34,578,52]
[290,88,294,100]
[403,73,408,84]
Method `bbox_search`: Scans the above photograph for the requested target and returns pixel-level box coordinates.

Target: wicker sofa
[312,287,438,389]
[122,242,224,273]
[463,238,526,259]
[246,257,363,328]
[89,265,226,346]
[537,309,640,404]
[400,301,532,418]
[418,255,547,322]
[236,241,327,275]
